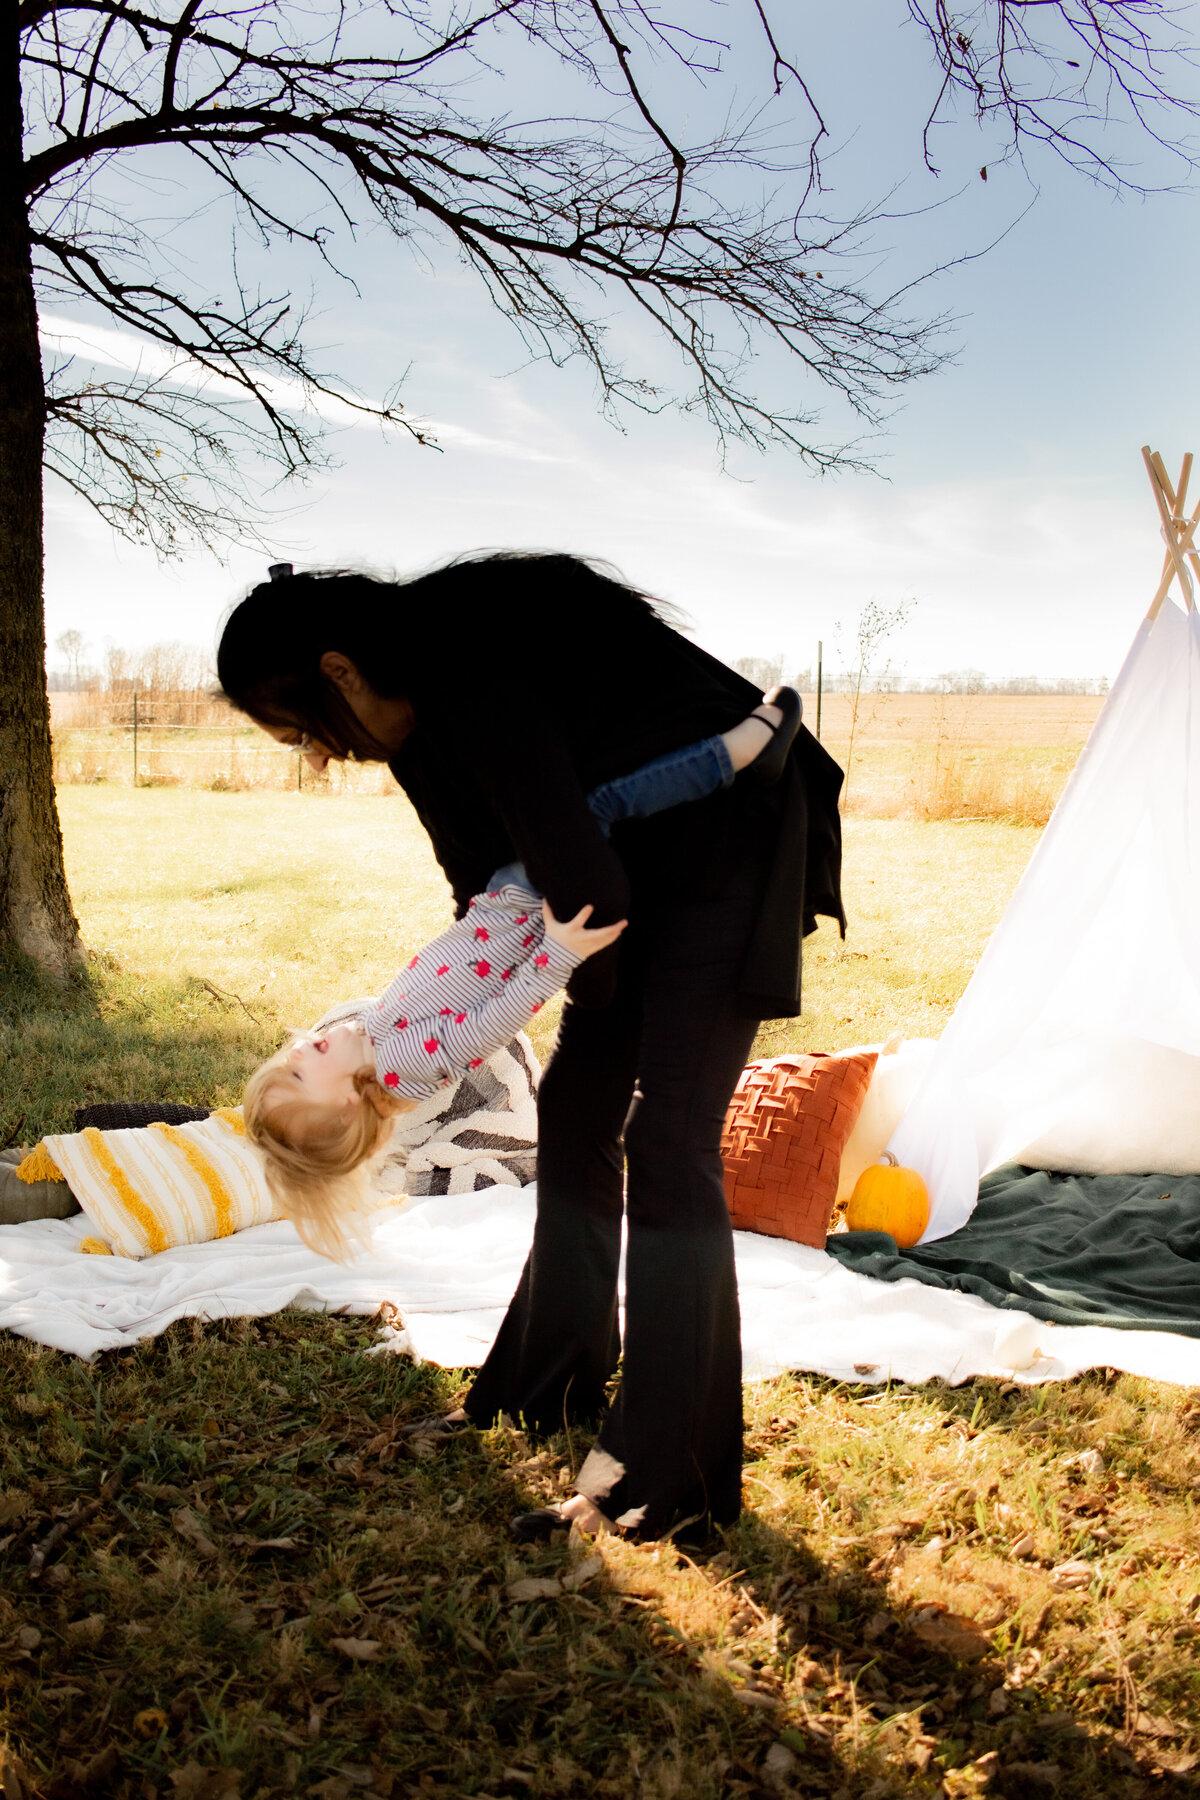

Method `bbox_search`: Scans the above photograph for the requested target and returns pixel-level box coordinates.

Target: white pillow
[836,1037,937,1203]
[1015,1038,1200,1175]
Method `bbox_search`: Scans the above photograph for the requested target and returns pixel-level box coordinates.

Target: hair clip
[268,562,293,582]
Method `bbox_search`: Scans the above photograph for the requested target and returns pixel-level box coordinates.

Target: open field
[801,694,1104,826]
[35,787,1041,1110]
[48,692,1106,825]
[2,788,1198,1800]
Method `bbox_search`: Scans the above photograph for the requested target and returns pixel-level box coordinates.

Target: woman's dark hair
[217,551,681,759]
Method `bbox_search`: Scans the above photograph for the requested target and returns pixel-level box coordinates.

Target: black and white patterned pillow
[313,999,539,1195]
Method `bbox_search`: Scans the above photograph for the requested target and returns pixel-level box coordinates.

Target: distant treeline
[48,638,227,726]
[732,656,1108,697]
[47,639,1109,705]
[48,637,215,697]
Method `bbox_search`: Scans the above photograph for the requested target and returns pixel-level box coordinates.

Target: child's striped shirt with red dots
[360,881,581,1096]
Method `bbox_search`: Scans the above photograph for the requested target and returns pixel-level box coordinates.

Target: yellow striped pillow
[39,1108,283,1259]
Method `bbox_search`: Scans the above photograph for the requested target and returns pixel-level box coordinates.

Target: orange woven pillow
[721,1051,878,1248]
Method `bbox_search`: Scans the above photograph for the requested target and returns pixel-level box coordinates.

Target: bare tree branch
[908,1,1198,186]
[17,1,1199,551]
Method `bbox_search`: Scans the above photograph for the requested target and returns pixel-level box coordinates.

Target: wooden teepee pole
[1143,445,1199,618]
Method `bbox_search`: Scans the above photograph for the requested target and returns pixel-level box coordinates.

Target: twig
[200,977,260,1024]
[28,1458,130,1579]
[0,1113,26,1150]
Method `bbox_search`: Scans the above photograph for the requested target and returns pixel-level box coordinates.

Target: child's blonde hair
[243,1045,413,1261]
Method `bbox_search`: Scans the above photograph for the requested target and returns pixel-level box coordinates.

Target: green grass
[50,788,1040,1108]
[1,789,1197,1799]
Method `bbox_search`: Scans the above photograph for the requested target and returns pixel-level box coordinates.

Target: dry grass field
[3,786,1198,1800]
[798,693,1104,826]
[49,692,1105,826]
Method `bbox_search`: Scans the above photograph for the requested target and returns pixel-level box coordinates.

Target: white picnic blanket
[5,1183,1200,1388]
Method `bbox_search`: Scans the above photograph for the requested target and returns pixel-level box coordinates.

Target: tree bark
[0,12,81,976]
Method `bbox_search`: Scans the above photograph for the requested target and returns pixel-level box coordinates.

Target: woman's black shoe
[509,1506,571,1543]
[747,685,803,783]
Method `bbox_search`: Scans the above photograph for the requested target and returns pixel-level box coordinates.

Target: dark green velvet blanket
[826,1164,1200,1336]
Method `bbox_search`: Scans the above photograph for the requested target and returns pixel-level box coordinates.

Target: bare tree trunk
[0,22,81,976]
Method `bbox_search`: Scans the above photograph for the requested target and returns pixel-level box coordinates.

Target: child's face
[284,1022,373,1112]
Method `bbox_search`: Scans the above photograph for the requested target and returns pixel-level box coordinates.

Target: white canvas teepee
[890,448,1200,1242]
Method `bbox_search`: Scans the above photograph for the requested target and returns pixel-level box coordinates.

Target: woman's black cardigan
[387,566,845,1019]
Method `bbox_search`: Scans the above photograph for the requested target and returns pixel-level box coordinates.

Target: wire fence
[49,694,397,795]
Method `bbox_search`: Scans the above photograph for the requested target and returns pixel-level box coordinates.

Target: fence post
[132,685,138,786]
[816,641,823,741]
[297,748,302,793]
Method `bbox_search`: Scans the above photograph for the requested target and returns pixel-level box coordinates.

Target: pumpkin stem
[881,1151,898,1167]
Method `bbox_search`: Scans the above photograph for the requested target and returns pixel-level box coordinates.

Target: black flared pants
[465,863,762,1537]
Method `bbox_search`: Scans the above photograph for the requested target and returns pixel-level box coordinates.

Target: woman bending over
[219,553,844,1542]
[244,696,801,1259]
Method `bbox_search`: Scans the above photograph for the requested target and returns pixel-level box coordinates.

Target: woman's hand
[542,900,627,961]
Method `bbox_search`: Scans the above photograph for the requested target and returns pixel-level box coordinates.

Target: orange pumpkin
[845,1152,929,1247]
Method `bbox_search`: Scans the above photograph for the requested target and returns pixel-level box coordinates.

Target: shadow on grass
[728,1371,1196,1800]
[0,953,277,1140]
[0,1312,1175,1800]
[0,1314,853,1800]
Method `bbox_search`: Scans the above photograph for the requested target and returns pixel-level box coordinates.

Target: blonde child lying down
[243,690,801,1259]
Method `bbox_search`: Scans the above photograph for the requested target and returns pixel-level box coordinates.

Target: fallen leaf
[1005,1647,1042,1688]
[492,1670,541,1697]
[172,1507,218,1559]
[65,1613,107,1645]
[762,1741,797,1783]
[506,1576,563,1603]
[329,1637,381,1662]
[226,1534,298,1552]
[0,1753,30,1800]
[862,1612,895,1642]
[561,1553,603,1594]
[1069,1448,1105,1476]
[1150,1749,1200,1775]
[59,1747,120,1792]
[460,1627,492,1661]
[1010,1532,1036,1559]
[15,1626,41,1651]
[853,1363,878,1376]
[1004,1763,1061,1789]
[1050,1559,1092,1591]
[909,1607,993,1661]
[168,1765,242,1799]
[733,1686,783,1708]
[1134,1710,1185,1739]
[135,1708,169,1738]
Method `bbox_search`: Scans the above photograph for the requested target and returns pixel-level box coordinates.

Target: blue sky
[40,1,1200,682]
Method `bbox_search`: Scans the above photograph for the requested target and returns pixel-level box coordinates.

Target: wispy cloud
[38,313,567,464]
